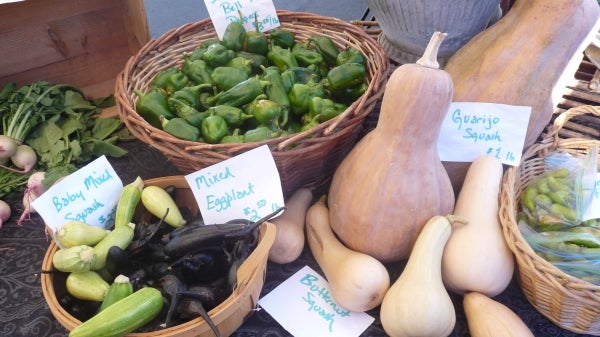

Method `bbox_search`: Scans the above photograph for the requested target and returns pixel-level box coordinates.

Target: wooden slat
[0,0,149,99]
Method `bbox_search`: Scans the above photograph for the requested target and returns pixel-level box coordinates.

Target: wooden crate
[0,0,150,115]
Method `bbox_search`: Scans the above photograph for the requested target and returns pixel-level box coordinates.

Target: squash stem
[416,31,447,69]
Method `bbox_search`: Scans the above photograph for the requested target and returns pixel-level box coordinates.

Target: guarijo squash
[327,31,455,262]
[442,0,600,191]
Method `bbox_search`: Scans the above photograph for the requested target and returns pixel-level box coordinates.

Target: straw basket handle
[522,105,600,161]
[547,105,600,143]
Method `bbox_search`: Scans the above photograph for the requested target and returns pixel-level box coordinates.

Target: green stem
[6,83,36,139]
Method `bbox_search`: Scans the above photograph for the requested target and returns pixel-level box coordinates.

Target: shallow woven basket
[41,176,276,337]
[115,10,389,197]
[499,105,600,335]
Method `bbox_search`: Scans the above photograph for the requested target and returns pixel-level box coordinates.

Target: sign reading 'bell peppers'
[204,0,280,40]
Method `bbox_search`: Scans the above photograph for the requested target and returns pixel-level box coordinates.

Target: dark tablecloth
[0,139,595,337]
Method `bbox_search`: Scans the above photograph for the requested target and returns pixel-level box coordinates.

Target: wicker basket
[499,105,600,335]
[41,176,276,337]
[115,10,390,197]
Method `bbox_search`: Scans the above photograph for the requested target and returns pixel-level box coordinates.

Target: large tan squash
[442,0,600,192]
[327,32,455,263]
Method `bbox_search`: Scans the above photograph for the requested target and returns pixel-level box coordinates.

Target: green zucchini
[141,185,186,228]
[114,176,144,228]
[91,222,135,270]
[66,271,110,302]
[99,274,134,312]
[69,287,164,337]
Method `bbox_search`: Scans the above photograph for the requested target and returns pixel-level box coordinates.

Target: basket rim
[41,175,277,335]
[114,9,390,157]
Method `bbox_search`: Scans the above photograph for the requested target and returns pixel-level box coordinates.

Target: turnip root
[17,172,47,226]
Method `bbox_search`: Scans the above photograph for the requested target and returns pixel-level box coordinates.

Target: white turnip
[26,171,48,198]
[0,200,11,228]
[10,144,37,173]
[0,135,18,164]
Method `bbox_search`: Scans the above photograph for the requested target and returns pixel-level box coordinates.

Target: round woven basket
[115,10,390,197]
[41,176,276,337]
[499,105,600,335]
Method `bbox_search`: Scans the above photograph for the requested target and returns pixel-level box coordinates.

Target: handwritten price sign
[259,266,374,337]
[32,156,123,234]
[204,0,280,40]
[185,145,284,225]
[437,102,531,166]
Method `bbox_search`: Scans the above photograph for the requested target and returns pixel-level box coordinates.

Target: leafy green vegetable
[0,81,130,199]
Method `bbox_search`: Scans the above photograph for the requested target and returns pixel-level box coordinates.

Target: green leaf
[92,118,122,140]
[61,117,86,138]
[91,139,128,158]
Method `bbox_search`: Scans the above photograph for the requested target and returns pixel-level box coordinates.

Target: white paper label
[32,156,122,233]
[204,0,280,40]
[437,102,531,166]
[259,265,375,337]
[185,145,284,224]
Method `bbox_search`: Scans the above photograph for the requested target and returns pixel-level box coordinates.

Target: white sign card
[583,173,600,221]
[437,102,531,166]
[204,0,280,40]
[259,265,375,337]
[32,156,123,233]
[185,145,284,224]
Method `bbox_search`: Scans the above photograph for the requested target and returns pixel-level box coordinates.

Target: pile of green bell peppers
[133,22,368,144]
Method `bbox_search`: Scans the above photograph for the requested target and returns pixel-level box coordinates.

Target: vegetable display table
[0,123,598,337]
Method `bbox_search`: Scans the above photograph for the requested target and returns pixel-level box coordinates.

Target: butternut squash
[327,31,455,262]
[380,215,456,337]
[306,196,390,312]
[463,292,534,337]
[442,0,600,191]
[442,155,514,297]
[268,187,313,264]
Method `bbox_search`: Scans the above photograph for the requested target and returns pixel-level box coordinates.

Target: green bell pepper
[292,43,324,68]
[226,56,254,75]
[160,115,200,141]
[182,56,214,85]
[202,43,236,67]
[309,35,340,66]
[220,128,245,144]
[168,97,208,128]
[288,81,326,114]
[269,28,295,49]
[243,15,269,55]
[262,66,291,109]
[209,76,269,107]
[152,67,179,89]
[222,18,246,52]
[168,83,212,110]
[236,51,269,75]
[211,66,249,91]
[243,125,280,143]
[207,105,252,128]
[134,89,175,128]
[336,47,366,66]
[326,62,366,91]
[163,71,189,95]
[245,95,288,127]
[280,68,296,92]
[267,45,298,72]
[308,96,345,122]
[201,115,229,144]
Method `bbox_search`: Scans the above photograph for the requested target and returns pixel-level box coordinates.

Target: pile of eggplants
[57,185,282,334]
